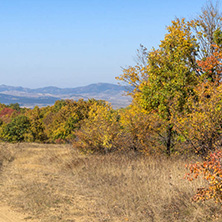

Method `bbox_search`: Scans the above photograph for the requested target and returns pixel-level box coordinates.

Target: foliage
[43,99,105,142]
[75,102,121,153]
[115,3,222,158]
[118,105,166,154]
[115,45,149,96]
[186,150,222,203]
[140,18,198,114]
[26,106,47,142]
[191,1,222,59]
[116,19,199,156]
[175,83,222,156]
[197,44,222,84]
[140,18,198,155]
[2,115,31,142]
[0,107,15,117]
[8,103,21,111]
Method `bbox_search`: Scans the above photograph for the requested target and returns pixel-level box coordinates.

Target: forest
[1,1,222,213]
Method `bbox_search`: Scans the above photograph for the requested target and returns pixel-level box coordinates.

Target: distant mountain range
[0,83,132,108]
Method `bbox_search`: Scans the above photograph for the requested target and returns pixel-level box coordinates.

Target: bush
[118,105,166,154]
[186,150,222,203]
[75,103,121,153]
[175,83,222,156]
[2,115,31,142]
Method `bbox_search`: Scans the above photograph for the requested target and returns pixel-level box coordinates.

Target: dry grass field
[0,143,222,222]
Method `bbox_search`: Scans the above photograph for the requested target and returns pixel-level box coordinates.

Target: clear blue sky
[0,0,218,88]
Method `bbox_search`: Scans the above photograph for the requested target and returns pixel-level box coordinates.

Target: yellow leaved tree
[75,102,121,153]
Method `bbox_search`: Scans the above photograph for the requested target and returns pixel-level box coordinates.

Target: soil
[0,205,29,222]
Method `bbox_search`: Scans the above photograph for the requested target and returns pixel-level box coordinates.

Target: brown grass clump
[0,143,221,221]
[0,142,18,170]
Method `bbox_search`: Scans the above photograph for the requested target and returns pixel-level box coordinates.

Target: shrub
[2,115,31,142]
[186,150,222,203]
[75,103,121,153]
[175,83,222,156]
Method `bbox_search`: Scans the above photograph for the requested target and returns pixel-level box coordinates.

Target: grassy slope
[0,143,221,222]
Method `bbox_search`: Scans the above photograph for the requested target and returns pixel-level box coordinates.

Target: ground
[0,205,30,222]
[0,143,221,221]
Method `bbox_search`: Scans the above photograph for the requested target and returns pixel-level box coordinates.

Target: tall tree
[117,18,199,155]
[140,18,198,155]
[192,1,222,59]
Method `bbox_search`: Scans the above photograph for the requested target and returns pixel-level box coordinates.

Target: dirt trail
[0,143,86,222]
[0,206,26,222]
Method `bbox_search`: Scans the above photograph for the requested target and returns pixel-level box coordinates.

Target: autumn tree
[76,102,121,153]
[117,18,199,155]
[2,115,31,142]
[116,44,149,96]
[177,14,222,155]
[26,106,47,142]
[192,0,222,59]
[175,83,222,156]
[41,99,106,143]
[119,104,165,154]
[8,103,21,111]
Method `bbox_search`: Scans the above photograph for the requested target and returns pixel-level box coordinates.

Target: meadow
[0,143,221,222]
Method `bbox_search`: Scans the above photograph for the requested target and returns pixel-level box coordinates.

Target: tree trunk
[166,123,173,156]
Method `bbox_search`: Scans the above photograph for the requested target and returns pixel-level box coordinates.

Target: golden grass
[0,143,221,221]
[0,142,18,170]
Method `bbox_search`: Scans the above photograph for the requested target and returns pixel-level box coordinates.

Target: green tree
[117,18,199,155]
[2,115,31,142]
[8,103,20,111]
[141,18,198,155]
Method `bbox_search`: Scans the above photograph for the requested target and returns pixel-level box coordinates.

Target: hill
[0,83,131,108]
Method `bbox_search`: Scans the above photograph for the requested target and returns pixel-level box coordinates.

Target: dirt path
[0,143,84,222]
[0,206,27,222]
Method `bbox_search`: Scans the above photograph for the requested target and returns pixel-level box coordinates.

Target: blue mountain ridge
[0,83,131,108]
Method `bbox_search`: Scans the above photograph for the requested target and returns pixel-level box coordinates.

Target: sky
[0,0,219,88]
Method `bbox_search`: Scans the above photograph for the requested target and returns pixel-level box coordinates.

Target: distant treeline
[0,99,106,144]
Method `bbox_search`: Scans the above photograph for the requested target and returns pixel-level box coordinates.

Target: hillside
[0,83,131,108]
